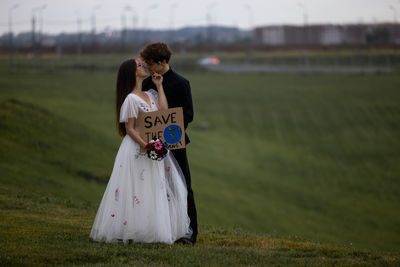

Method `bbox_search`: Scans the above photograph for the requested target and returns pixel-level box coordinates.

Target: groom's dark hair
[140,42,172,64]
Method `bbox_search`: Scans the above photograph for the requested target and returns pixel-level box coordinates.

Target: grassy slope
[189,72,400,252]
[2,95,396,266]
[0,64,399,264]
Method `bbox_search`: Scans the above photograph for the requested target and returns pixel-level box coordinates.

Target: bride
[90,58,192,244]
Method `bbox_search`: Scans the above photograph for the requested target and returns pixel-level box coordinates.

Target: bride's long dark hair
[116,59,137,137]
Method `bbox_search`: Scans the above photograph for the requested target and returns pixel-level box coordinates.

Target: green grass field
[1,57,399,265]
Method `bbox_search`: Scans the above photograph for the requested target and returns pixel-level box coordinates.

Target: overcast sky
[0,0,398,35]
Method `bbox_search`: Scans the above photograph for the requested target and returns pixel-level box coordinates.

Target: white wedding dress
[90,90,192,244]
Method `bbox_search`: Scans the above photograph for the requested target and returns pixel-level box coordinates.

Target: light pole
[121,8,127,52]
[131,8,139,30]
[75,10,82,60]
[297,2,309,66]
[298,3,308,25]
[143,4,158,44]
[31,6,43,57]
[206,2,217,50]
[297,2,308,45]
[125,5,138,47]
[144,4,158,30]
[244,4,254,55]
[91,4,101,49]
[389,5,398,23]
[38,5,46,46]
[121,5,134,52]
[170,3,178,43]
[389,5,399,45]
[244,4,253,29]
[8,4,18,51]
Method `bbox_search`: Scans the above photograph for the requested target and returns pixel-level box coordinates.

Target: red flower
[156,150,165,157]
[145,143,152,151]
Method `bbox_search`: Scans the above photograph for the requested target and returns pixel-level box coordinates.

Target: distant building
[321,25,342,45]
[1,23,398,51]
[258,26,285,45]
[255,23,400,47]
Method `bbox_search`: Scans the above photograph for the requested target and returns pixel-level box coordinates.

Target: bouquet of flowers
[145,138,168,161]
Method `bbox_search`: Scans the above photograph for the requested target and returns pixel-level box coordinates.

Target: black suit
[142,68,198,243]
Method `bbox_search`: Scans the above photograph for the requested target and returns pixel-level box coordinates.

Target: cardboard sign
[137,107,185,150]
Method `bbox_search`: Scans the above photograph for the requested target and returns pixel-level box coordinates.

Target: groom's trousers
[171,148,198,243]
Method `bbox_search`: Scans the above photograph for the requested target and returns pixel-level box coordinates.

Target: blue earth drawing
[163,125,182,144]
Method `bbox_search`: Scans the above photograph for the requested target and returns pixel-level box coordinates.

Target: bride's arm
[152,73,168,110]
[125,117,147,148]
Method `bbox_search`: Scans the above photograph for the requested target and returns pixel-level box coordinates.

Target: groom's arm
[181,80,194,130]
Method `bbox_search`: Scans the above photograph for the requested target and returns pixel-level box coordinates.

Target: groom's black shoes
[175,237,194,245]
[117,239,134,244]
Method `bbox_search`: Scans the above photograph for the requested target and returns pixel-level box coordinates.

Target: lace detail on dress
[147,89,159,101]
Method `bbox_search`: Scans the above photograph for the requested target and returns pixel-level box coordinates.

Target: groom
[140,42,198,244]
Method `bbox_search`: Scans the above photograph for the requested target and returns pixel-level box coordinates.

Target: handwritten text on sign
[137,107,185,150]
